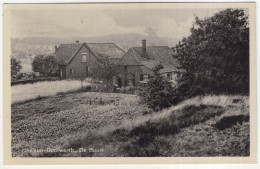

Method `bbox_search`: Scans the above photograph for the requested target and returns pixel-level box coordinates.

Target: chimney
[142,39,146,58]
[54,46,58,52]
[75,40,79,43]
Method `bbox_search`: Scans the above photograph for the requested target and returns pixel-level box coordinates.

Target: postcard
[3,2,257,165]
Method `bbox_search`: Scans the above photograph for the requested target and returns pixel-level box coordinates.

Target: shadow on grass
[214,114,249,130]
[39,104,225,157]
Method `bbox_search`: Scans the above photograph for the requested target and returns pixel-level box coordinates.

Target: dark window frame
[69,68,73,74]
[140,74,143,81]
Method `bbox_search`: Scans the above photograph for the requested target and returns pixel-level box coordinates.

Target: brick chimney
[75,40,79,43]
[142,39,146,58]
[54,46,58,52]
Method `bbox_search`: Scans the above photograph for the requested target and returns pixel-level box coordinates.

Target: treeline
[175,8,249,96]
[32,55,59,76]
[11,55,59,81]
[140,8,249,111]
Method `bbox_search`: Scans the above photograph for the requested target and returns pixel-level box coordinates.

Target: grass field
[11,80,91,104]
[11,92,249,157]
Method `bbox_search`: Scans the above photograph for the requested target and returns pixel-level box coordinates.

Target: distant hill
[11,33,180,59]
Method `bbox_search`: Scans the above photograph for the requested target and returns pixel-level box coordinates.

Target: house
[54,41,126,79]
[116,40,183,87]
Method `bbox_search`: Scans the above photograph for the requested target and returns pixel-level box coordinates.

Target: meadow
[11,80,91,104]
[11,91,249,157]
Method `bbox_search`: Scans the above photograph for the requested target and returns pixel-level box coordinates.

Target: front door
[60,69,63,78]
[118,77,122,88]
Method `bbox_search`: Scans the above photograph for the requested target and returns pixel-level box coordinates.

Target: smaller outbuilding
[116,40,184,87]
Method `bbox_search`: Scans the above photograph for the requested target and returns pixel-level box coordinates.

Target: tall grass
[107,95,245,132]
[59,95,249,157]
[12,93,249,157]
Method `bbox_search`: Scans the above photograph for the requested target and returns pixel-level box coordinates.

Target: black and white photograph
[3,2,256,164]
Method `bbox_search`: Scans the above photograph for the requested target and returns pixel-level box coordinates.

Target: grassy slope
[11,92,149,157]
[11,93,249,157]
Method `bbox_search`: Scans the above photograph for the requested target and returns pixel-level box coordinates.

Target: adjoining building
[116,40,183,87]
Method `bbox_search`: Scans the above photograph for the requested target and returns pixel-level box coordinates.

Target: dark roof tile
[86,43,126,59]
[118,46,181,72]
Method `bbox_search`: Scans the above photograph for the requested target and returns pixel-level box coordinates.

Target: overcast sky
[10,5,233,39]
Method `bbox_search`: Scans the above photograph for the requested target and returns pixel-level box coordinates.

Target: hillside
[11,34,180,73]
[11,34,180,59]
[11,92,249,157]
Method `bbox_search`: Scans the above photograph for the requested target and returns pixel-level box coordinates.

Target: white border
[0,0,258,169]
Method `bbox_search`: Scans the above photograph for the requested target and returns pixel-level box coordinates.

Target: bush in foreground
[139,64,179,111]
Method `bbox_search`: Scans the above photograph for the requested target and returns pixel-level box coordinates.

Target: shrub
[139,64,179,111]
[32,55,59,77]
[16,73,24,80]
[11,57,22,76]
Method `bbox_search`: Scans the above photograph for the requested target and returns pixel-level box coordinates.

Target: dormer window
[82,53,88,62]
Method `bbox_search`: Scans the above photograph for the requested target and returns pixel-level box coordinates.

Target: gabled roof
[117,46,181,73]
[132,46,179,67]
[55,43,84,65]
[55,42,126,65]
[117,48,142,65]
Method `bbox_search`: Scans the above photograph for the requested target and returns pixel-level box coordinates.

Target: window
[172,74,177,80]
[143,75,148,80]
[124,79,128,86]
[140,74,143,81]
[69,68,73,74]
[148,75,154,79]
[124,66,127,72]
[167,73,171,80]
[82,55,87,62]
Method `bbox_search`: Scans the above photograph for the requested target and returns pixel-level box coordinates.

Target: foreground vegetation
[11,92,249,157]
[11,92,149,157]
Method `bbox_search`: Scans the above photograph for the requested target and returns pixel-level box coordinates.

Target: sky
[10,4,232,40]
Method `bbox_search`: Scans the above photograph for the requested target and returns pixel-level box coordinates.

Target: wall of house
[65,45,99,79]
[117,65,180,87]
[118,65,153,86]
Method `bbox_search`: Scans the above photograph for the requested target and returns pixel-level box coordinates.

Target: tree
[139,64,178,111]
[89,54,120,92]
[32,55,59,76]
[11,57,22,76]
[175,8,249,95]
